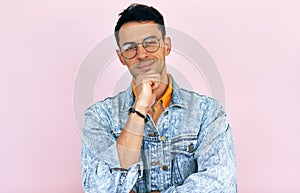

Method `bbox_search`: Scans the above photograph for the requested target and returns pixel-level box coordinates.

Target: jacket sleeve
[162,100,237,193]
[81,104,142,193]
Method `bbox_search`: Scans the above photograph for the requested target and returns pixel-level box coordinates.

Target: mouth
[136,60,155,70]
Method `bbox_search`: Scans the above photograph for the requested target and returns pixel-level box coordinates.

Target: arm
[81,105,143,193]
[117,77,159,193]
[81,76,159,193]
[117,75,159,168]
[162,101,237,193]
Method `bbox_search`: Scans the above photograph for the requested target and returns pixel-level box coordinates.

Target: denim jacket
[81,76,237,193]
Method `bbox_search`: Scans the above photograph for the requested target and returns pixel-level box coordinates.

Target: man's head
[114,3,166,46]
[114,3,171,84]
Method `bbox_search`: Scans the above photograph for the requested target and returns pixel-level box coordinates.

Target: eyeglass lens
[121,36,161,59]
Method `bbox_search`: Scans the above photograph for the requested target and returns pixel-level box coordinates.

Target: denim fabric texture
[81,75,237,193]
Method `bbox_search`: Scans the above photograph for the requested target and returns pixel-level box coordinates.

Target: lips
[137,60,155,70]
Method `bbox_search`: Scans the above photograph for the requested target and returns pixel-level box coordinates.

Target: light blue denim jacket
[81,75,237,193]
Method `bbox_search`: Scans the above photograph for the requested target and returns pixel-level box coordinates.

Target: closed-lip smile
[137,60,155,69]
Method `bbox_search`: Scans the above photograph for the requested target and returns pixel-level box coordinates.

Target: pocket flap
[170,134,198,156]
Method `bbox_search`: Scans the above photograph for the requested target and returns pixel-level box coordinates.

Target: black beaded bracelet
[128,107,147,123]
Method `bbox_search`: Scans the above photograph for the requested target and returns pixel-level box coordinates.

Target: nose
[136,44,148,60]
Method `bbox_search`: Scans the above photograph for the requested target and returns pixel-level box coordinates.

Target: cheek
[124,59,137,67]
[157,50,166,60]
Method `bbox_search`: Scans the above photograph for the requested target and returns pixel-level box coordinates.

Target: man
[81,3,237,193]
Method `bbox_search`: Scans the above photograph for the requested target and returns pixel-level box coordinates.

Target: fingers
[151,80,160,93]
[136,73,160,85]
[134,74,160,111]
[136,73,161,93]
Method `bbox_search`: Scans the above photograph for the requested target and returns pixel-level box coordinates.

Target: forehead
[118,21,162,45]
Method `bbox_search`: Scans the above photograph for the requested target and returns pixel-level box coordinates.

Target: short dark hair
[114,3,166,46]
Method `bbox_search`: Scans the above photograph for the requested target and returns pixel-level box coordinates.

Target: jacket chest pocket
[170,135,198,186]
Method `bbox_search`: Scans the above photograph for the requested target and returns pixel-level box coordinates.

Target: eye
[144,38,158,47]
[122,43,136,51]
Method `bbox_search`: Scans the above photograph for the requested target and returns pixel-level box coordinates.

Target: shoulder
[170,75,223,112]
[176,87,223,112]
[86,89,129,113]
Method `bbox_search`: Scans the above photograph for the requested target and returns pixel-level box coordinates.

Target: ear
[164,37,171,56]
[116,49,126,65]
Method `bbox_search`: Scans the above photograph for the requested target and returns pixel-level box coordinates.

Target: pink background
[1,0,300,192]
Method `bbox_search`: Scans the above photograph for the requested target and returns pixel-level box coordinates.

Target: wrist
[129,107,148,123]
[133,103,148,115]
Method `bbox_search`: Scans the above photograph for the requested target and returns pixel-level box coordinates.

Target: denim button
[160,136,166,141]
[188,143,195,153]
[162,165,168,170]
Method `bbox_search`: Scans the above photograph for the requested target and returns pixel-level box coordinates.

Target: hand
[134,74,161,114]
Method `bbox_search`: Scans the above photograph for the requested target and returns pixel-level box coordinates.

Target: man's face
[116,21,171,80]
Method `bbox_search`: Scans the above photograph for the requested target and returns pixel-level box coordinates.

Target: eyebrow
[121,35,158,47]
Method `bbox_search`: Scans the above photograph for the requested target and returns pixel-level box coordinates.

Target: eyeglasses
[120,36,163,59]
